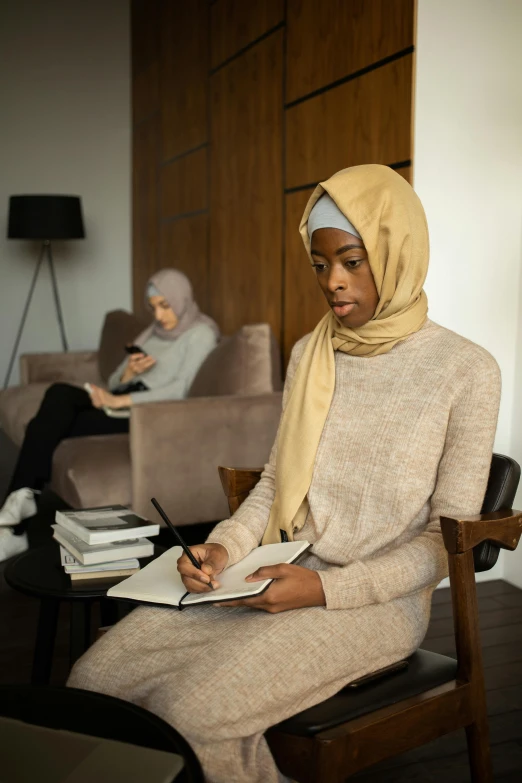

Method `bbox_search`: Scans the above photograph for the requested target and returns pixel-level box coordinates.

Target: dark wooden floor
[2,566,521,781]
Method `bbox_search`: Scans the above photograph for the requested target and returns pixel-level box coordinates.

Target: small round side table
[5,543,162,685]
[0,684,203,782]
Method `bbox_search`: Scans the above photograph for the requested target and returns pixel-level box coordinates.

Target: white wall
[0,0,131,385]
[414,0,522,586]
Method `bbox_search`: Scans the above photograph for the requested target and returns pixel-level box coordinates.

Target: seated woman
[0,268,219,560]
[67,165,500,783]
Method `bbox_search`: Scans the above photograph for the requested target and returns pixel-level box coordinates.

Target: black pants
[8,383,129,496]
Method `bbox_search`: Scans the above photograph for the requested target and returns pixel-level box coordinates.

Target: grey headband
[307,193,361,240]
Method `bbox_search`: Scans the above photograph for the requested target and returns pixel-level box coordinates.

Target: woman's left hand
[89,384,132,410]
[215,564,326,613]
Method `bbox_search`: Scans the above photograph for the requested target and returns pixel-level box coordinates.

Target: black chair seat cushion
[271,649,457,737]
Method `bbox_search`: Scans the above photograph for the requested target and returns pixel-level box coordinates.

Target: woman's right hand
[177,543,229,592]
[120,353,156,383]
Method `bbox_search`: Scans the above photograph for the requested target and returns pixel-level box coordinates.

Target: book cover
[63,555,140,574]
[55,505,160,545]
[52,525,154,566]
[69,567,139,582]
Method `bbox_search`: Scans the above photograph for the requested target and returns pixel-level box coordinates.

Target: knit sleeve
[318,353,501,610]
[129,326,216,405]
[206,337,308,565]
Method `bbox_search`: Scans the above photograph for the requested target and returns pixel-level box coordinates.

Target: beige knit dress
[68,319,501,783]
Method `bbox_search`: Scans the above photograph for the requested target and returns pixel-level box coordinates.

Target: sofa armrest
[19,351,101,385]
[130,392,283,526]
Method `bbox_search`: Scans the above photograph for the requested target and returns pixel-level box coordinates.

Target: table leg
[31,598,60,685]
[100,597,119,627]
[69,601,91,669]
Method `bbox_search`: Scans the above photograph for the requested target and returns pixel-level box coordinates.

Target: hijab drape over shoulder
[137,268,219,343]
[262,164,430,544]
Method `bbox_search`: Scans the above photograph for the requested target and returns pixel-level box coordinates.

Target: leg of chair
[31,598,60,685]
[69,601,91,669]
[466,716,493,782]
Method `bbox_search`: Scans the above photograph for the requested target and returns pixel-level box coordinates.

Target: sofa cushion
[0,383,52,446]
[97,310,149,384]
[51,434,132,509]
[188,323,282,398]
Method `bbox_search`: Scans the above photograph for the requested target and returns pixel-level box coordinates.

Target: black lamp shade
[8,195,85,240]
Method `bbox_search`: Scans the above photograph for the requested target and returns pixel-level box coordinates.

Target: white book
[59,546,77,567]
[69,567,139,582]
[103,406,131,419]
[107,541,310,608]
[59,548,140,574]
[53,525,153,566]
[55,505,159,545]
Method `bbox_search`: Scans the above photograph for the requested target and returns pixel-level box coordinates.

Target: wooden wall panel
[160,0,209,161]
[209,31,283,337]
[132,1,416,362]
[132,118,160,314]
[133,63,159,125]
[286,0,414,103]
[211,0,284,69]
[160,215,209,312]
[285,54,413,188]
[160,148,208,219]
[283,190,328,362]
[396,165,412,183]
[131,0,160,125]
[131,0,161,73]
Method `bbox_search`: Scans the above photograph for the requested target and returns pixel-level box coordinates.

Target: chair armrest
[440,508,522,554]
[19,351,101,385]
[130,392,282,526]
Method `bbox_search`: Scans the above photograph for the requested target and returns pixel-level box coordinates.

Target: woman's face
[311,227,379,329]
[149,295,178,331]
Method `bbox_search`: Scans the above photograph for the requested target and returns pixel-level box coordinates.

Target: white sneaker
[0,528,28,562]
[0,488,38,528]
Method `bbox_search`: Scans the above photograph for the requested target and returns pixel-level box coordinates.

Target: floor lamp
[4,195,85,389]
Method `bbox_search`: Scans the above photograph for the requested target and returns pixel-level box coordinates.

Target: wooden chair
[218,454,522,783]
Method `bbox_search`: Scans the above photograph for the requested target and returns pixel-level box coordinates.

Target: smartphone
[125,344,148,356]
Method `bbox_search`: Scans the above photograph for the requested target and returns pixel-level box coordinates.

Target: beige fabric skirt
[68,591,430,783]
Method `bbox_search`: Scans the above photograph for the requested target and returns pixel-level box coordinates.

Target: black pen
[151,497,214,590]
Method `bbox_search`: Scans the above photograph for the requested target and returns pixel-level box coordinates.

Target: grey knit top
[108,323,217,405]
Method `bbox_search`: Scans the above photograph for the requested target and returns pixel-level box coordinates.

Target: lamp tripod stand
[3,241,68,389]
[5,193,84,389]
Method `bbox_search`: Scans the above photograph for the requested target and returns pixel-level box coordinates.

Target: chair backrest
[474,453,521,571]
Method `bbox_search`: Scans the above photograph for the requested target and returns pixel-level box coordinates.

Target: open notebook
[107,541,310,609]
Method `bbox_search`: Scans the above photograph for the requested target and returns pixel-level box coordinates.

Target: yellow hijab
[262,164,430,545]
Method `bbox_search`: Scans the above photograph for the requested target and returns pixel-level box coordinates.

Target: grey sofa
[0,311,283,527]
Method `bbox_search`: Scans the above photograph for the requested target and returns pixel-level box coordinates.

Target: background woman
[0,268,218,560]
[68,166,500,783]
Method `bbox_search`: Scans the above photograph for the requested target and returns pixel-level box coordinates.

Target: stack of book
[52,505,160,587]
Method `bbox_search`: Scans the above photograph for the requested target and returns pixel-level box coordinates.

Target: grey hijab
[138,268,220,342]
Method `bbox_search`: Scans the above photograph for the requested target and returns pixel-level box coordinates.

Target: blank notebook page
[107,541,310,607]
